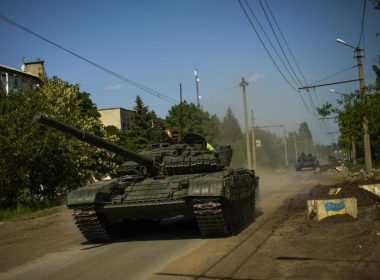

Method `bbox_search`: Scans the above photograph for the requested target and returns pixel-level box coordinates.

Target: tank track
[72,206,116,242]
[192,196,255,237]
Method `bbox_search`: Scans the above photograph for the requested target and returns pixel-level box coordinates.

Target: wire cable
[260,0,326,133]
[258,0,330,140]
[309,64,358,85]
[263,0,308,85]
[357,0,367,47]
[243,0,302,89]
[238,0,298,92]
[239,0,315,115]
[258,0,304,87]
[0,14,178,105]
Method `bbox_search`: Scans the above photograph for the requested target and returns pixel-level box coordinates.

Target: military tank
[33,113,259,242]
[295,152,319,171]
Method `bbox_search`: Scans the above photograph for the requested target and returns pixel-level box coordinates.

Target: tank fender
[67,181,112,207]
[187,178,224,197]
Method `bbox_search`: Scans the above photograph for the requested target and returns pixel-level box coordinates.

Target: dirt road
[1,171,378,280]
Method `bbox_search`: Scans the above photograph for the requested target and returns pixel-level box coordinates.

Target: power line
[239,1,331,142]
[238,0,314,115]
[299,79,361,90]
[358,0,367,47]
[260,0,329,135]
[258,0,304,87]
[0,14,178,105]
[309,65,358,85]
[259,0,332,142]
[238,0,298,92]
[259,0,323,130]
[260,0,331,141]
[258,0,323,123]
[262,0,308,85]
[243,0,301,89]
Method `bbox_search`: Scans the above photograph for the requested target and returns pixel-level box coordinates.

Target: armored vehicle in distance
[295,153,319,171]
[33,113,259,242]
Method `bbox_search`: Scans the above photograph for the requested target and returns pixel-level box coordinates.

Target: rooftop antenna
[194,69,200,108]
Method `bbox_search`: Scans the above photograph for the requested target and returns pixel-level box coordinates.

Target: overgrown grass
[0,200,63,222]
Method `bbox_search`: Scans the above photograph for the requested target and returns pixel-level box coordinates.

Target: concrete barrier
[359,184,380,198]
[307,198,357,221]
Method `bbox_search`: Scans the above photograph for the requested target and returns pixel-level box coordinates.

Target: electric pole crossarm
[298,79,361,90]
[255,125,285,129]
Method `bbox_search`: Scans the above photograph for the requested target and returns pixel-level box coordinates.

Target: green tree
[165,101,220,145]
[254,128,285,168]
[217,107,246,167]
[126,95,154,150]
[219,107,242,143]
[298,122,313,153]
[0,75,114,208]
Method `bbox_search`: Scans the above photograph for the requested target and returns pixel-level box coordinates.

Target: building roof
[98,107,133,111]
[0,64,41,80]
[24,60,45,65]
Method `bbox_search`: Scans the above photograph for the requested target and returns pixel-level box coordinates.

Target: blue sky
[1,0,379,144]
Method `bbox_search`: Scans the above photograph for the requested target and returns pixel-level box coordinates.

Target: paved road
[0,171,322,280]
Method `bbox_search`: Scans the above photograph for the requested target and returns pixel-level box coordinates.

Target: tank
[33,113,259,242]
[295,152,319,171]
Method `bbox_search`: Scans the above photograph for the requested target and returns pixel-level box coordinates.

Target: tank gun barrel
[33,113,155,169]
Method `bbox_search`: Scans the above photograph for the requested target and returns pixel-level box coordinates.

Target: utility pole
[194,69,200,108]
[356,47,372,172]
[239,77,252,170]
[251,110,257,170]
[282,125,288,167]
[336,38,372,172]
[293,133,298,160]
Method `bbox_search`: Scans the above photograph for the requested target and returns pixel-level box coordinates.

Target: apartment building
[98,107,134,132]
[0,60,44,95]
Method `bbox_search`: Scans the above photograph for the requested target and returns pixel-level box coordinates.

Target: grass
[0,200,64,222]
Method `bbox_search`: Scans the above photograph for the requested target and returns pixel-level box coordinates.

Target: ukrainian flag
[323,200,347,216]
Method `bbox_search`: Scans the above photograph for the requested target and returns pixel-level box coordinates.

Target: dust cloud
[254,168,315,216]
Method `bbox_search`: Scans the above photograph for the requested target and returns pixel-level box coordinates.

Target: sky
[1,0,379,144]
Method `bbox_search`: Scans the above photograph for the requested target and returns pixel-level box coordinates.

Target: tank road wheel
[72,206,118,243]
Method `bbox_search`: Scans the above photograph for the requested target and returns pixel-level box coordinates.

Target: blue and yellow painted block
[307,198,357,221]
[323,200,347,216]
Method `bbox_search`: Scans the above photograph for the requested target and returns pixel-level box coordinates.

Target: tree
[219,107,242,144]
[298,122,313,153]
[165,101,220,145]
[0,75,115,208]
[254,128,285,168]
[126,95,154,150]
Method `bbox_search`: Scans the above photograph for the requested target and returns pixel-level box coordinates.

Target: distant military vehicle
[295,153,319,171]
[33,113,259,242]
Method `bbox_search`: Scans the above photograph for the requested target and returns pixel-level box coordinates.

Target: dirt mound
[317,213,356,224]
[308,179,380,206]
